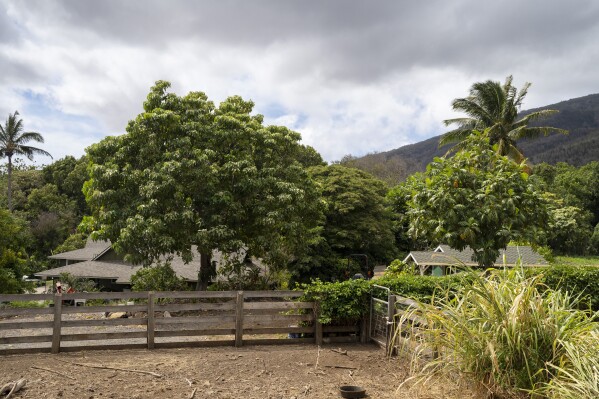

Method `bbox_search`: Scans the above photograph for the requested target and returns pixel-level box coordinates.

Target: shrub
[397,267,598,397]
[300,279,371,325]
[535,265,599,311]
[376,272,476,303]
[131,262,190,292]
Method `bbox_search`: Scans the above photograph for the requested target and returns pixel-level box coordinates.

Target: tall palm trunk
[6,155,12,212]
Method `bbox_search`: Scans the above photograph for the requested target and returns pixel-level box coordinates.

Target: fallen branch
[68,362,162,377]
[31,366,76,380]
[185,378,192,387]
[189,387,197,399]
[330,348,347,355]
[323,365,358,370]
[0,379,26,399]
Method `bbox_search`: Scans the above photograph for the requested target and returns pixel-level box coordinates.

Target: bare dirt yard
[0,343,477,399]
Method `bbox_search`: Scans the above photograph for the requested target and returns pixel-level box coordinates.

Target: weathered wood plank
[51,294,62,354]
[0,335,53,344]
[62,318,147,328]
[147,292,155,350]
[244,314,313,324]
[0,321,53,330]
[243,291,303,298]
[315,319,323,346]
[62,304,148,314]
[323,325,360,333]
[244,338,314,346]
[235,291,244,347]
[0,307,53,317]
[154,340,234,349]
[154,315,236,326]
[61,332,147,341]
[243,327,313,335]
[155,329,235,337]
[59,343,148,352]
[154,302,235,312]
[61,292,148,300]
[244,302,313,310]
[0,347,52,356]
[0,293,54,302]
[154,291,237,299]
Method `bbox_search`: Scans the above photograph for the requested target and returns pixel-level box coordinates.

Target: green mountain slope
[345,94,599,185]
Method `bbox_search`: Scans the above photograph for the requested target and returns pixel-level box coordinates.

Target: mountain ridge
[343,93,599,185]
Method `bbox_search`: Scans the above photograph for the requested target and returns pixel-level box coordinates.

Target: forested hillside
[345,93,599,185]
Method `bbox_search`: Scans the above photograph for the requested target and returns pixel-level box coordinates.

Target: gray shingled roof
[36,261,142,283]
[38,245,263,284]
[48,239,112,261]
[405,245,548,267]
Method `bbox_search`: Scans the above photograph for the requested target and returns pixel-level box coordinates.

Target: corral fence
[369,286,431,356]
[0,290,365,355]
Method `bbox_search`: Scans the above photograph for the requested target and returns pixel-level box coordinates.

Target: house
[403,244,548,276]
[37,239,256,291]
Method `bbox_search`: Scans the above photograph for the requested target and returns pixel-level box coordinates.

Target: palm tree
[440,76,567,162]
[0,111,52,211]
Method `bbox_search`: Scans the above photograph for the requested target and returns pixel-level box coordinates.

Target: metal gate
[369,285,394,351]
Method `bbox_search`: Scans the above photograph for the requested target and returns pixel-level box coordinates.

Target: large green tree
[0,111,52,211]
[408,131,548,267]
[85,81,322,289]
[290,165,396,282]
[440,76,566,162]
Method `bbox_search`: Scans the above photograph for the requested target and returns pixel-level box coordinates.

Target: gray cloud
[1,0,599,161]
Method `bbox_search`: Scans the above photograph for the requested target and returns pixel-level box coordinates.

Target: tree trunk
[196,252,215,291]
[7,155,12,212]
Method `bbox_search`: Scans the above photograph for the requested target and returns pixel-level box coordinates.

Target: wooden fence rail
[0,290,362,355]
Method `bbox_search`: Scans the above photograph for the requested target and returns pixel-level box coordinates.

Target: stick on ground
[31,366,76,380]
[189,387,197,399]
[68,362,162,377]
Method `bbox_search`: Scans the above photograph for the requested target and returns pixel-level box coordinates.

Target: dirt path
[0,343,476,399]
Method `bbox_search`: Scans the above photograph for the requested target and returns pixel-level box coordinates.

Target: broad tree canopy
[408,130,548,267]
[85,81,322,275]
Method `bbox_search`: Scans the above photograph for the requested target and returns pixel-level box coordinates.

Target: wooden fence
[0,291,362,355]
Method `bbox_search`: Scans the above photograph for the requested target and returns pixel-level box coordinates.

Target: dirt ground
[0,343,478,399]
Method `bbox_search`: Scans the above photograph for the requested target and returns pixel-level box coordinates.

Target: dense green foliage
[85,81,322,289]
[0,209,33,293]
[407,131,548,266]
[130,262,190,292]
[398,268,598,397]
[300,279,371,325]
[290,165,395,282]
[536,264,599,310]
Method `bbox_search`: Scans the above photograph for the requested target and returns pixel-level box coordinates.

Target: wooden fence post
[360,316,369,344]
[315,301,323,346]
[387,294,396,352]
[235,291,244,347]
[147,291,155,349]
[51,293,62,354]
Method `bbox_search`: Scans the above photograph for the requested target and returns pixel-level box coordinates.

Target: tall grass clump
[397,266,598,397]
[540,331,599,399]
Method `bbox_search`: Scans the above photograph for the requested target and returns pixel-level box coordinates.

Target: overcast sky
[1,0,599,164]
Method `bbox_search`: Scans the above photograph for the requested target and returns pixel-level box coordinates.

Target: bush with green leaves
[396,267,598,397]
[131,262,191,292]
[59,272,96,292]
[299,279,371,325]
[536,264,599,311]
